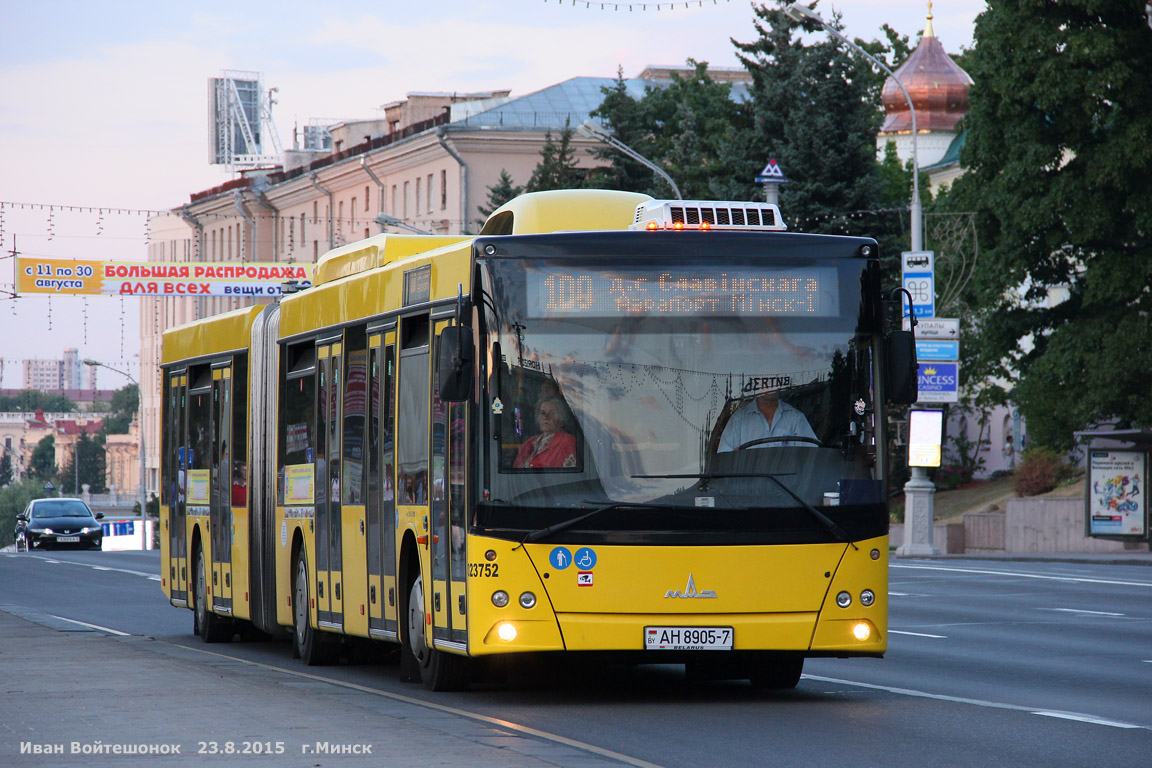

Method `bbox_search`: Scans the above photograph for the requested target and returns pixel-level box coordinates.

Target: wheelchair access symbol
[573,547,597,570]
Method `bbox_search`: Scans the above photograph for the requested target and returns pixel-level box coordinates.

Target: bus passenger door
[433,321,468,647]
[316,342,343,629]
[367,333,399,638]
[397,314,431,649]
[168,373,188,603]
[210,365,233,613]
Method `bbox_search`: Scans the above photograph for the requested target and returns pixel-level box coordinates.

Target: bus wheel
[293,548,334,665]
[748,655,804,690]
[406,573,470,692]
[195,547,232,643]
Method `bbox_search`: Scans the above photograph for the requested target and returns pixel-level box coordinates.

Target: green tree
[0,452,13,487]
[734,3,914,273]
[0,480,45,547]
[589,60,759,201]
[28,435,57,483]
[60,432,107,495]
[101,383,139,435]
[944,0,1152,448]
[0,390,77,413]
[525,119,585,192]
[477,170,523,222]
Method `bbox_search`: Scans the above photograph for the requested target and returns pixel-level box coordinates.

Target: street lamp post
[784,4,937,555]
[84,359,148,551]
[783,4,922,251]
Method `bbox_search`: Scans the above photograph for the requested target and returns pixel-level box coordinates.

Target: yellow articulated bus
[160,189,918,691]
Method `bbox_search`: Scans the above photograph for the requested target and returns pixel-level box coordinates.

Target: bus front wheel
[405,572,470,691]
[748,655,804,690]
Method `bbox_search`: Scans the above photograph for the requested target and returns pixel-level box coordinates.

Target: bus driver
[717,390,818,451]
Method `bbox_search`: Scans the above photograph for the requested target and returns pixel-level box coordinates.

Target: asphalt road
[1,549,1149,767]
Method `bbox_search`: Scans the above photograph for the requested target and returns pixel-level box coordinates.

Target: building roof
[923,130,966,172]
[447,73,750,132]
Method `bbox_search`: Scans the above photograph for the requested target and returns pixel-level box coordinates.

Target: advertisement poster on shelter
[1087,451,1146,537]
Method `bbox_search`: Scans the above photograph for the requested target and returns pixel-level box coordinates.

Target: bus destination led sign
[527,267,837,317]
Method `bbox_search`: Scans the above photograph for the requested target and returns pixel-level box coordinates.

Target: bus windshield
[476,249,887,545]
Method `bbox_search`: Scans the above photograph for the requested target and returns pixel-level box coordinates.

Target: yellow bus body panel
[280,241,473,340]
[231,506,251,620]
[486,189,653,234]
[341,505,369,637]
[465,535,887,656]
[313,235,470,286]
[161,304,264,364]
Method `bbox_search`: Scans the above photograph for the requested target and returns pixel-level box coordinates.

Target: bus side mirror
[438,326,475,402]
[885,330,918,405]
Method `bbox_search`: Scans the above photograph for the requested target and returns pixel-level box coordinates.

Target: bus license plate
[645,626,733,651]
[57,536,80,543]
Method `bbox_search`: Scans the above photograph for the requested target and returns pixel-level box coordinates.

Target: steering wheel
[735,436,822,450]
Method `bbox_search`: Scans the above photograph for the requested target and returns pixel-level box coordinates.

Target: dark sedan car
[15,498,104,551]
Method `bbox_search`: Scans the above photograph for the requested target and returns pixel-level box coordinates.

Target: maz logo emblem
[664,573,717,599]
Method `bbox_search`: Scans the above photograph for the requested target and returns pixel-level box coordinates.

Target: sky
[0,0,985,389]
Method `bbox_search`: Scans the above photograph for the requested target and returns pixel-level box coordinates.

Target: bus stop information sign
[1087,450,1147,538]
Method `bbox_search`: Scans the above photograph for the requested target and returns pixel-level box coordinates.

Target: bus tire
[195,546,232,643]
[293,548,334,665]
[748,655,804,690]
[405,572,470,691]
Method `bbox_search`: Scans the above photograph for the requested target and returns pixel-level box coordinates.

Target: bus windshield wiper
[632,472,857,549]
[518,500,659,545]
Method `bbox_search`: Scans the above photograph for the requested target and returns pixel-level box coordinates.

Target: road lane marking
[26,554,158,579]
[177,644,665,768]
[1040,608,1126,617]
[889,629,947,638]
[48,615,131,636]
[892,563,1152,589]
[804,675,1147,730]
[1032,711,1141,729]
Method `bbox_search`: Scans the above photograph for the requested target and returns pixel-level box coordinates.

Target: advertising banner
[15,257,313,297]
[1087,450,1147,537]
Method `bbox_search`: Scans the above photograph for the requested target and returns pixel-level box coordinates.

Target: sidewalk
[893,551,1152,566]
[0,606,649,768]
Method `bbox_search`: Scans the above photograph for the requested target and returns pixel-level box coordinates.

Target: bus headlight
[836,591,852,608]
[519,592,537,609]
[860,589,875,607]
[492,590,509,608]
[853,622,872,641]
[497,622,517,641]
